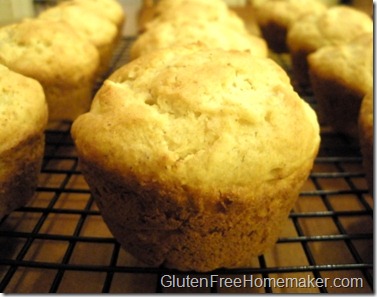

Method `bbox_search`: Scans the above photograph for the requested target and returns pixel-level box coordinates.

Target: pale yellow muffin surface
[71,0,126,31]
[0,18,100,121]
[288,6,373,51]
[150,0,246,30]
[0,64,48,219]
[131,18,268,59]
[287,5,373,86]
[309,33,373,97]
[72,44,320,272]
[39,1,118,75]
[308,33,373,138]
[254,0,327,52]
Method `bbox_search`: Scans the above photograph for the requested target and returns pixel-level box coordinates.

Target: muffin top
[72,44,320,194]
[130,18,268,59]
[0,64,48,153]
[308,33,373,97]
[156,0,227,9]
[39,1,118,49]
[150,0,246,31]
[0,18,100,86]
[255,0,327,29]
[71,0,125,29]
[287,6,373,52]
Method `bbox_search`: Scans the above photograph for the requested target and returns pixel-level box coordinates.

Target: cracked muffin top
[287,5,373,53]
[39,1,118,51]
[148,0,246,30]
[72,44,320,195]
[130,17,268,59]
[0,18,99,86]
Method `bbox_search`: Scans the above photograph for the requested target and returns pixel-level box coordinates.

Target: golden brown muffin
[0,18,100,121]
[308,33,373,139]
[130,18,268,60]
[70,0,126,35]
[287,5,373,87]
[71,44,320,272]
[0,64,48,219]
[254,0,327,53]
[358,91,373,195]
[39,1,118,75]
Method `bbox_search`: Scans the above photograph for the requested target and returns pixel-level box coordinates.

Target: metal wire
[0,37,373,293]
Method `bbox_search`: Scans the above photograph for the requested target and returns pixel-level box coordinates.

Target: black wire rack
[0,37,373,293]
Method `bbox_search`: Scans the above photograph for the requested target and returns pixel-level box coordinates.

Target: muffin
[146,0,247,32]
[71,44,320,272]
[358,91,373,195]
[287,6,373,87]
[39,1,118,76]
[248,0,339,8]
[70,0,126,35]
[248,0,269,8]
[254,0,327,53]
[308,33,373,139]
[231,2,262,36]
[0,18,100,121]
[130,18,268,60]
[155,0,227,10]
[0,64,48,219]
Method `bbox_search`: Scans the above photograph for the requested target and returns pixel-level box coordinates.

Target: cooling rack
[0,37,373,293]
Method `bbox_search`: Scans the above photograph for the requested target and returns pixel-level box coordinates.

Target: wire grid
[0,37,373,293]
